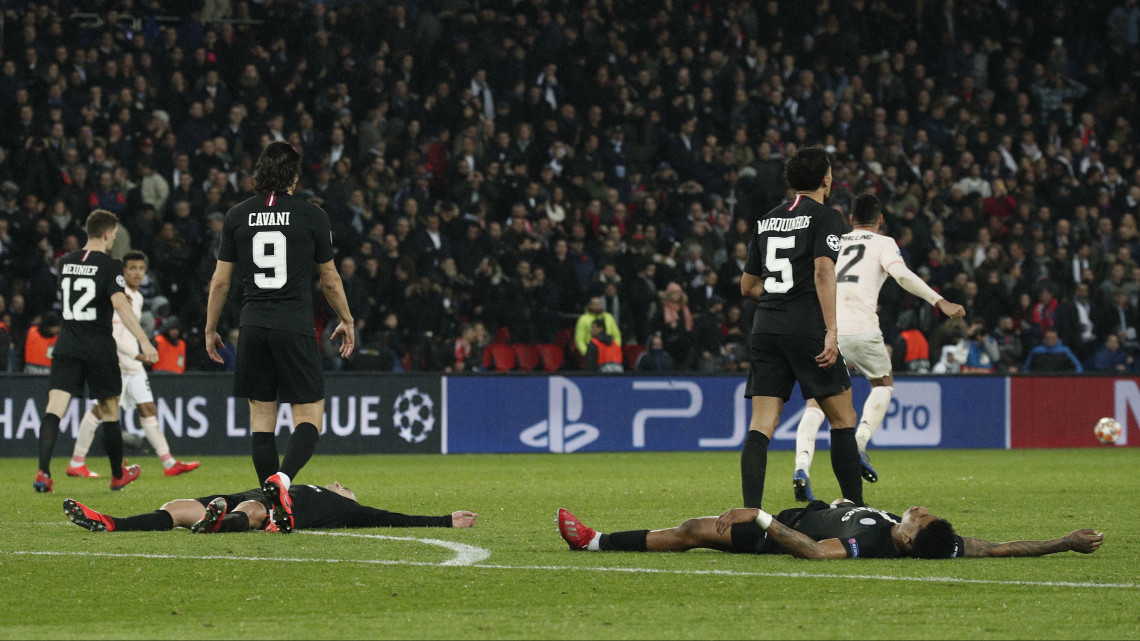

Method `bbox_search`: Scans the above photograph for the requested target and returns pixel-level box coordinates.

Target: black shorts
[745,333,851,401]
[195,489,269,511]
[234,326,324,404]
[48,354,121,400]
[729,507,808,554]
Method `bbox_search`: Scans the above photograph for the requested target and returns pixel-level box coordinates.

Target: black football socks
[37,413,61,475]
[829,427,864,506]
[114,510,174,531]
[218,511,251,533]
[278,422,319,480]
[251,432,279,484]
[103,420,124,479]
[741,430,770,508]
[599,530,650,552]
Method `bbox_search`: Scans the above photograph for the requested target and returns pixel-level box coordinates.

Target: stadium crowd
[1,0,1139,375]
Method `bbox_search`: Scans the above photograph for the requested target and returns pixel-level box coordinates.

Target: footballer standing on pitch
[34,210,159,493]
[204,141,355,526]
[739,145,864,509]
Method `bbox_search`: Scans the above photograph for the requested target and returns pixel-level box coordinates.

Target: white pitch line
[3,549,1134,590]
[300,531,491,566]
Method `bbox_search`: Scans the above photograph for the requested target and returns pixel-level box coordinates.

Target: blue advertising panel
[445,375,1008,454]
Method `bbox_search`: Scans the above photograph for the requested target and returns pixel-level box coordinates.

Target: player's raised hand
[714,508,760,535]
[815,330,839,368]
[139,341,159,364]
[451,511,478,528]
[331,321,355,358]
[1065,529,1103,554]
[205,331,225,364]
[936,299,966,319]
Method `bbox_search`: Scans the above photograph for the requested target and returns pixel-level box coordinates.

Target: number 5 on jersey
[253,231,287,290]
[764,236,796,293]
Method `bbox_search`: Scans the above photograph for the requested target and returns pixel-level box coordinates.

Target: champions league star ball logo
[393,388,435,444]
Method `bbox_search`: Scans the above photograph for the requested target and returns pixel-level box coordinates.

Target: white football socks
[856,386,893,452]
[70,410,100,466]
[139,415,172,463]
[794,407,827,474]
[586,532,602,551]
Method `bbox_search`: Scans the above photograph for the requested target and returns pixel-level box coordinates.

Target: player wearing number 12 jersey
[35,210,158,492]
[740,146,864,511]
[205,141,355,520]
[792,195,965,501]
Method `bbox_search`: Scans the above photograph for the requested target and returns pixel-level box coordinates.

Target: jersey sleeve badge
[116,275,127,288]
[827,235,840,252]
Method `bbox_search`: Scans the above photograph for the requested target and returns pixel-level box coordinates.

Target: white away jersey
[835,231,905,335]
[112,288,146,375]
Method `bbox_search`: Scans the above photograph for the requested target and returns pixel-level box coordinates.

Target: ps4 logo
[519,377,600,453]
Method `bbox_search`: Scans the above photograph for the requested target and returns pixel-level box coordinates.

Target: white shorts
[838,331,893,380]
[119,372,155,411]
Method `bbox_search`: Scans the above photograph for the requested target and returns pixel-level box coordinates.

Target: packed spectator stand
[0,0,1138,376]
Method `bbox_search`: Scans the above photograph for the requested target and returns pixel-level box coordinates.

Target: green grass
[1,449,1137,640]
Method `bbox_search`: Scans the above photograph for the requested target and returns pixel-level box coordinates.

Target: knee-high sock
[113,510,174,532]
[599,530,649,551]
[218,512,251,533]
[741,430,770,509]
[71,410,100,465]
[856,386,893,451]
[140,415,171,459]
[279,422,320,480]
[38,414,61,475]
[251,432,279,484]
[103,420,124,479]
[829,427,863,506]
[794,407,826,474]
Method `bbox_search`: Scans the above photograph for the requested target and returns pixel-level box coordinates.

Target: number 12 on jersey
[61,276,96,320]
[252,231,287,290]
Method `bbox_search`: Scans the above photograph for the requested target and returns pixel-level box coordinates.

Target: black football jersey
[782,501,965,559]
[54,249,125,360]
[744,195,848,337]
[218,191,335,336]
[288,485,450,529]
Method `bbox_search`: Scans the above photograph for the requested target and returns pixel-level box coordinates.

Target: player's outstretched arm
[714,508,847,559]
[961,529,1103,557]
[318,260,355,358]
[886,262,965,318]
[451,511,478,528]
[204,260,234,363]
[111,292,158,363]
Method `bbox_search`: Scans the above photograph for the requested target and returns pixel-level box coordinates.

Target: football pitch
[1,449,1137,640]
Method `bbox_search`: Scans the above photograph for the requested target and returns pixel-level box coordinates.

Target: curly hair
[252,141,302,194]
[852,193,881,226]
[910,518,958,559]
[783,145,832,192]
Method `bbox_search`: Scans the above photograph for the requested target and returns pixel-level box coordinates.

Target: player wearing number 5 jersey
[205,141,355,509]
[34,210,159,493]
[740,145,865,511]
[792,194,965,500]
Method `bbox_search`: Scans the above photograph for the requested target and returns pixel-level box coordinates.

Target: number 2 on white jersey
[764,236,796,293]
[252,231,287,289]
[61,276,96,321]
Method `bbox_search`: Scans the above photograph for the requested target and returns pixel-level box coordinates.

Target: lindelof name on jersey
[248,211,291,226]
[62,263,98,275]
[756,215,811,234]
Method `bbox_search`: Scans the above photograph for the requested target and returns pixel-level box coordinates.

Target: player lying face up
[558,500,1102,559]
[63,481,478,533]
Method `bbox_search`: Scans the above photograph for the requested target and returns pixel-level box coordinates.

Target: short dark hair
[252,141,302,193]
[123,249,149,266]
[910,518,958,559]
[591,319,605,330]
[86,209,118,239]
[852,193,881,225]
[783,145,832,192]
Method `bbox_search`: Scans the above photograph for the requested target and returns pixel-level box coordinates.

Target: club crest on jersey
[827,234,840,251]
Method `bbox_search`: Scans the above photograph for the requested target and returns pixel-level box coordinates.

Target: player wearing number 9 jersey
[205,141,355,505]
[34,210,159,493]
[739,145,864,511]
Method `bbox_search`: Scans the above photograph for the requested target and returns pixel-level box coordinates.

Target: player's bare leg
[35,389,74,492]
[133,401,200,476]
[559,509,734,552]
[816,389,863,506]
[854,375,893,482]
[742,396,783,509]
[191,499,268,533]
[793,399,827,501]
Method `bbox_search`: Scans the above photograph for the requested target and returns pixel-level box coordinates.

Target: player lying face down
[558,500,1103,559]
[63,481,478,533]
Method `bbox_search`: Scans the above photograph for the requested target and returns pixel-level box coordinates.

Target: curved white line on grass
[299,531,491,566]
[5,551,1133,590]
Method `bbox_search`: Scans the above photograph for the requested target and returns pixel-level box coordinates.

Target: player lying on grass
[557,501,1102,559]
[63,482,477,533]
